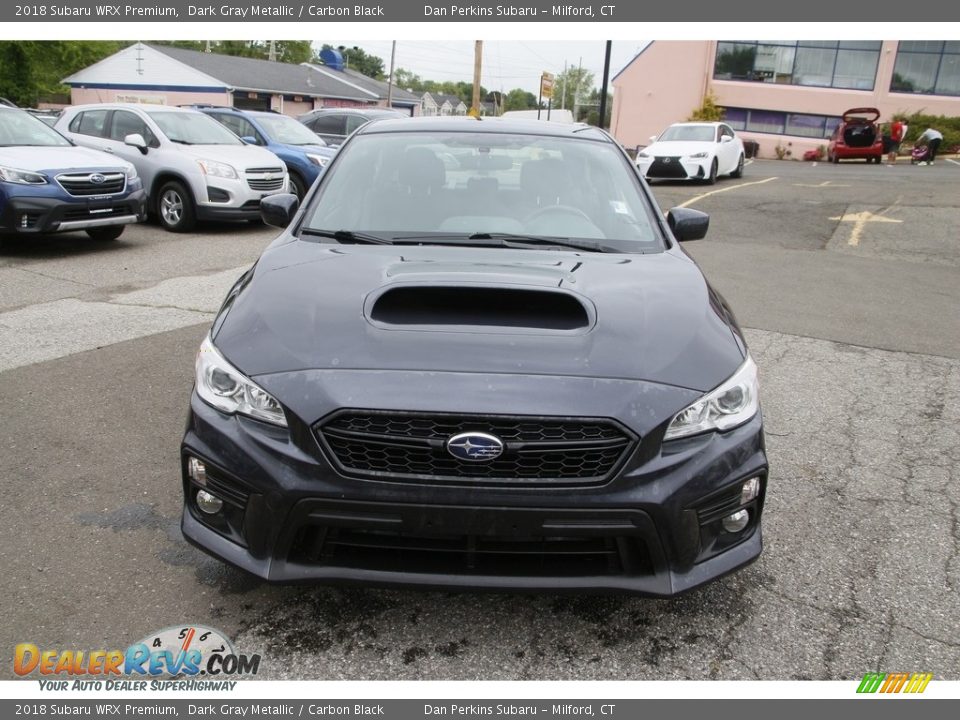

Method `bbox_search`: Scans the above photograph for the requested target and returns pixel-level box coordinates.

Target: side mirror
[720,135,733,143]
[240,136,258,145]
[124,133,148,154]
[260,193,299,228]
[649,135,658,143]
[667,207,709,241]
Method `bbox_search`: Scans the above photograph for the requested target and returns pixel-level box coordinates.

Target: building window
[715,41,880,90]
[891,41,960,96]
[722,107,842,139]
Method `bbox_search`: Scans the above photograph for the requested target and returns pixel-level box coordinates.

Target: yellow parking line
[677,177,778,208]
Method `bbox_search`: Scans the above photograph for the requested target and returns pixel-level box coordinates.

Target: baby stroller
[911,144,931,164]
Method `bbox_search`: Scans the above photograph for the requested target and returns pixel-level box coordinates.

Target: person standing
[887,116,908,165]
[916,127,943,165]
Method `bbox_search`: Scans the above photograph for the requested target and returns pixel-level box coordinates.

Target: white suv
[56,104,288,232]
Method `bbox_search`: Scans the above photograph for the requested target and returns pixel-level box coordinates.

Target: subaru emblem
[89,173,106,184]
[446,432,504,462]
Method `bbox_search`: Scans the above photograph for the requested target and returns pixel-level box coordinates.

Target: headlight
[664,356,759,440]
[197,159,238,180]
[688,151,710,159]
[0,165,47,185]
[306,154,329,167]
[124,165,138,181]
[195,336,287,427]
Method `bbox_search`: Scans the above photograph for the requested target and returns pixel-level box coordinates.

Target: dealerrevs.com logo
[856,672,933,694]
[15,625,260,690]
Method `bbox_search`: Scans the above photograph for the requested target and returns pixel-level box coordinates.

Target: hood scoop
[366,285,593,334]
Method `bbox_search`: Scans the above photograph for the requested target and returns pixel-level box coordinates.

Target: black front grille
[57,173,126,196]
[289,526,653,577]
[316,410,636,486]
[647,156,688,179]
[247,177,284,191]
[62,203,133,222]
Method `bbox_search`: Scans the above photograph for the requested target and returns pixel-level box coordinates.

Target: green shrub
[900,111,960,151]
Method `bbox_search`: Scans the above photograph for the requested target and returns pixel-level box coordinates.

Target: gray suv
[56,104,289,232]
[297,108,405,147]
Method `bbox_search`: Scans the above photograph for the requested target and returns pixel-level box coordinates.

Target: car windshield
[301,131,663,252]
[658,125,715,142]
[148,111,243,145]
[256,115,326,146]
[0,109,71,147]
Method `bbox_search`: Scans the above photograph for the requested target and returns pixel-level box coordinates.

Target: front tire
[157,181,196,233]
[706,158,718,185]
[730,154,745,178]
[289,172,308,203]
[85,226,125,241]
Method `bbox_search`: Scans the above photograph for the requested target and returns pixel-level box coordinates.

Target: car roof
[305,107,402,117]
[355,115,610,141]
[66,103,202,115]
[668,121,724,127]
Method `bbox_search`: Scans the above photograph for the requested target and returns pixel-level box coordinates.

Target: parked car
[0,105,146,241]
[55,104,289,232]
[636,121,745,184]
[180,116,768,596]
[827,107,884,164]
[190,106,336,201]
[297,107,405,147]
[25,109,61,127]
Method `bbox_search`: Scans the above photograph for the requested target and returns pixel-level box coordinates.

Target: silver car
[56,104,288,232]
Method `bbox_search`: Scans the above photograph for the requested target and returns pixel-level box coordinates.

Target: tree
[0,41,130,107]
[320,45,386,79]
[393,68,424,92]
[504,88,538,111]
[688,91,725,122]
[552,66,595,116]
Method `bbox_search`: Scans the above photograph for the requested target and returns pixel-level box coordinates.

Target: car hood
[275,142,335,158]
[213,242,745,394]
[643,141,717,158]
[0,145,133,174]
[173,143,284,169]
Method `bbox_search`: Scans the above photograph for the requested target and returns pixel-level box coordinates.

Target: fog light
[722,509,749,533]
[741,476,761,504]
[187,457,207,486]
[20,214,29,228]
[196,489,223,515]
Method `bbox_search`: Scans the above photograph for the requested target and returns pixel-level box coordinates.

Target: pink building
[612,41,960,158]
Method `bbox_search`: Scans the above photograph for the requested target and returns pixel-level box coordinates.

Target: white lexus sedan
[636,122,745,184]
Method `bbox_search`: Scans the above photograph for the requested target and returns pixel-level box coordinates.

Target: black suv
[297,107,405,147]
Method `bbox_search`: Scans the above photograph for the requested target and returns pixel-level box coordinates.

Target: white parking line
[677,176,778,209]
[948,159,960,167]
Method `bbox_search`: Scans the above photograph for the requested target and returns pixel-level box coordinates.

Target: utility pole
[560,61,567,110]
[471,41,483,116]
[598,41,612,129]
[386,40,396,108]
[268,40,277,62]
[573,57,582,121]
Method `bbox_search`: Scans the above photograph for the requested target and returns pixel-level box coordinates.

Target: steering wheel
[524,204,594,224]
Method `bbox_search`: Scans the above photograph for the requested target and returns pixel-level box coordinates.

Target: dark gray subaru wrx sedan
[180,117,768,596]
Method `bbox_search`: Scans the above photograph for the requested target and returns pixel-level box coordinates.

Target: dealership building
[611,41,960,158]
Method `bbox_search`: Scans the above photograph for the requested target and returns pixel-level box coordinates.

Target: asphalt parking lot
[1,158,958,681]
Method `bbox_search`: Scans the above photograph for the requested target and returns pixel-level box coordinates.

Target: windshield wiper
[299,229,393,245]
[168,139,194,145]
[467,232,610,253]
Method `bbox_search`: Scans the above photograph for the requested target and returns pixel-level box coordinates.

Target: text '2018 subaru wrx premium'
[180,117,768,596]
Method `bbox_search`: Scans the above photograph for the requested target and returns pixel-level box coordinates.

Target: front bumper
[637,156,710,180]
[0,189,147,235]
[180,377,768,596]
[195,174,289,221]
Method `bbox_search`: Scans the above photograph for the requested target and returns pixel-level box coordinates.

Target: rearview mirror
[260,194,299,228]
[124,133,148,154]
[667,207,709,241]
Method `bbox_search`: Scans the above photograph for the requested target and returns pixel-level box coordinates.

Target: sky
[333,40,646,96]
